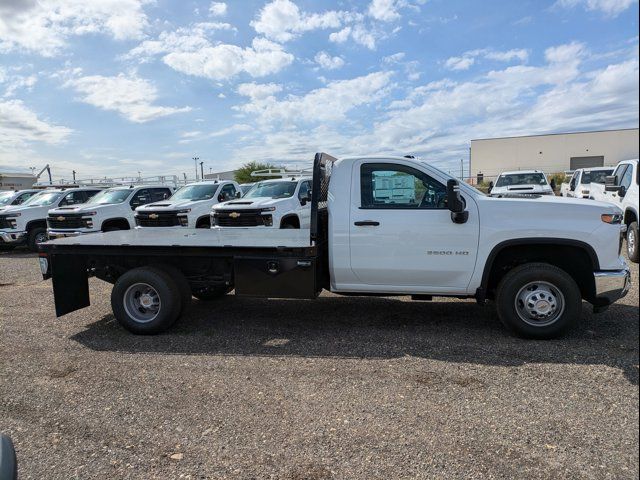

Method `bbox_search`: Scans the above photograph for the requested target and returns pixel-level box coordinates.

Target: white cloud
[484,48,529,63]
[329,26,351,43]
[555,0,638,17]
[235,71,393,123]
[544,41,586,63]
[444,56,475,71]
[368,0,401,21]
[0,0,151,57]
[314,51,345,70]
[251,0,345,42]
[0,68,38,98]
[64,73,191,123]
[237,82,283,99]
[209,2,227,17]
[445,48,530,70]
[383,52,406,64]
[0,99,72,155]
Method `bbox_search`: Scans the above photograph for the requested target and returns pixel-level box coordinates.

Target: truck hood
[48,204,114,214]
[0,204,46,214]
[213,197,287,210]
[136,199,210,211]
[490,184,553,195]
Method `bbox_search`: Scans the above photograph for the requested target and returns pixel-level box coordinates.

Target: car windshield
[170,184,218,201]
[86,189,131,204]
[22,191,62,206]
[495,173,548,187]
[0,192,15,205]
[581,169,613,184]
[240,184,254,194]
[244,181,297,199]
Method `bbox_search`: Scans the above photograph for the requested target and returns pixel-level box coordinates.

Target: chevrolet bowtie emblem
[57,216,65,221]
[149,213,159,219]
[229,212,241,219]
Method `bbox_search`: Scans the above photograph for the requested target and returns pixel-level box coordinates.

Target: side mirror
[235,191,242,198]
[163,193,168,200]
[487,181,494,193]
[604,175,619,192]
[300,193,311,206]
[619,185,627,198]
[446,179,468,224]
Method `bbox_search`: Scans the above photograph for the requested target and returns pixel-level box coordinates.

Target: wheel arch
[196,215,211,228]
[624,207,638,226]
[480,238,599,302]
[280,214,300,228]
[26,219,47,232]
[101,217,131,231]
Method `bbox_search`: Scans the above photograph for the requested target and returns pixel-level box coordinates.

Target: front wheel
[111,267,182,334]
[495,263,582,339]
[627,221,638,263]
[27,227,48,251]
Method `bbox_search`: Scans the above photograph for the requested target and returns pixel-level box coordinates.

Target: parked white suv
[135,180,241,228]
[47,185,174,239]
[211,177,312,228]
[603,159,639,262]
[563,167,614,199]
[489,170,554,197]
[0,187,102,250]
[0,189,40,212]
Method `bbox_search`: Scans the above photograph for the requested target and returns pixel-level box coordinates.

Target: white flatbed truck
[39,153,630,339]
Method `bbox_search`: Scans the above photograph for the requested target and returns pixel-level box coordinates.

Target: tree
[234,161,279,184]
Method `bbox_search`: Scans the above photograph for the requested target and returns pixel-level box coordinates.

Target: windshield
[170,184,218,201]
[495,173,548,187]
[22,191,62,206]
[0,192,15,205]
[240,184,254,194]
[581,169,613,184]
[244,181,297,199]
[87,189,131,204]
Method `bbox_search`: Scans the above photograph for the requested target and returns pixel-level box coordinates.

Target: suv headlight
[176,209,191,214]
[260,207,276,212]
[82,211,97,216]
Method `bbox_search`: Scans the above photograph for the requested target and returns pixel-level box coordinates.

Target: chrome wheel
[515,281,565,327]
[123,283,161,323]
[35,232,48,244]
[627,228,636,256]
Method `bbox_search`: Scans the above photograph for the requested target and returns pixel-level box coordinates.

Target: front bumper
[593,267,631,305]
[0,230,27,244]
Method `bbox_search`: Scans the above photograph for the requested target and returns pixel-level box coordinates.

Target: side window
[86,190,100,200]
[59,191,86,206]
[620,165,633,190]
[298,181,311,201]
[613,165,628,185]
[13,192,35,205]
[219,184,237,201]
[360,163,447,209]
[151,188,170,201]
[130,189,150,207]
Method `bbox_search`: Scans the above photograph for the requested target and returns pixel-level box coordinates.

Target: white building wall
[470,128,639,180]
[0,174,36,190]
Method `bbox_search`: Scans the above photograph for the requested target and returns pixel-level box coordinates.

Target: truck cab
[47,185,173,239]
[489,170,554,197]
[0,187,102,251]
[564,167,614,199]
[604,159,639,262]
[0,189,40,212]
[212,175,312,229]
[135,180,241,229]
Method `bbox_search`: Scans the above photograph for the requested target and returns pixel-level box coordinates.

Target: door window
[130,189,150,208]
[59,191,87,206]
[150,188,171,201]
[13,192,35,205]
[360,163,447,209]
[620,165,633,190]
[298,181,311,201]
[219,183,237,201]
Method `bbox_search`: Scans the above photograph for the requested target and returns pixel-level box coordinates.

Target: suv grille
[0,216,15,229]
[213,209,266,227]
[136,211,181,227]
[47,214,89,229]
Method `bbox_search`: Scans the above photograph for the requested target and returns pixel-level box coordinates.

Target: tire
[495,262,582,339]
[27,226,47,251]
[150,263,192,314]
[626,221,638,263]
[192,285,233,301]
[111,267,182,334]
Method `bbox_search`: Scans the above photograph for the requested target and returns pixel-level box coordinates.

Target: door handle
[354,221,380,226]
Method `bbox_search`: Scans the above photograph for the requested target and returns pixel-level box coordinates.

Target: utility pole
[193,156,199,181]
[460,159,464,179]
[200,161,204,180]
[72,170,76,182]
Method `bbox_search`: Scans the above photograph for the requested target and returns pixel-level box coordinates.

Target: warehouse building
[470,128,639,181]
[0,172,36,191]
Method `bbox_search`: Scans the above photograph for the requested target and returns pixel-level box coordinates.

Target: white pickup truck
[563,167,614,199]
[603,159,639,262]
[1,187,102,251]
[39,153,630,340]
[47,185,174,239]
[211,176,312,228]
[135,180,241,229]
[488,170,554,197]
[0,189,40,212]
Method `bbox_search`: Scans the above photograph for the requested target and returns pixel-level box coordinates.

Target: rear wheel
[495,263,581,339]
[111,267,182,334]
[27,227,47,251]
[627,221,638,263]
[150,264,192,314]
[192,285,233,301]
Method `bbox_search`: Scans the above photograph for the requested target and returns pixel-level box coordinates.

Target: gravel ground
[0,249,638,479]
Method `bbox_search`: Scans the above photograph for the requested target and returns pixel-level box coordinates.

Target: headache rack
[250,168,313,180]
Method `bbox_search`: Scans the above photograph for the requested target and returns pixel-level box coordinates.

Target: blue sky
[0,0,638,181]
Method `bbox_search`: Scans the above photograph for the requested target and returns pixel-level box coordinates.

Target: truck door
[297,180,312,228]
[348,160,479,290]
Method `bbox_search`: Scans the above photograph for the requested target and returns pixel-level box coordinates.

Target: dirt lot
[0,250,638,479]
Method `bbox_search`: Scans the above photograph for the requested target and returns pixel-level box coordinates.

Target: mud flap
[51,254,90,316]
